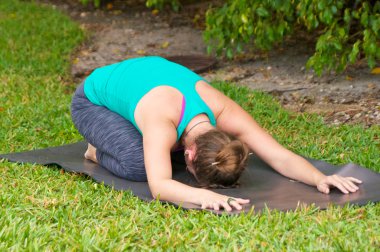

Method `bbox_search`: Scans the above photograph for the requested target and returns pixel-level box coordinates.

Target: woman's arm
[214,90,361,194]
[141,118,249,211]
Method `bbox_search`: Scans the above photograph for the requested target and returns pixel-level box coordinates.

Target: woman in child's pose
[71,56,361,212]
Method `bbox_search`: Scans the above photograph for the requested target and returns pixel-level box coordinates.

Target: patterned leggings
[71,83,147,182]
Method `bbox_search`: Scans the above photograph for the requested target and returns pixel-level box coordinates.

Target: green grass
[0,0,379,250]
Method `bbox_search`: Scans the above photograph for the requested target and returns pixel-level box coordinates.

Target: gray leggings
[71,83,147,181]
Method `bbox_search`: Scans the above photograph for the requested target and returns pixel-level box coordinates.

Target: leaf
[323,9,333,24]
[343,9,351,23]
[368,83,376,89]
[370,67,380,75]
[361,12,369,26]
[333,41,342,51]
[241,14,248,24]
[226,48,233,59]
[256,7,269,17]
[161,41,170,49]
[317,2,325,11]
[368,42,377,54]
[338,27,345,38]
[368,56,376,68]
[348,41,360,63]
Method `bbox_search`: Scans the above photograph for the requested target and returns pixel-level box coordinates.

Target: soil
[44,0,379,127]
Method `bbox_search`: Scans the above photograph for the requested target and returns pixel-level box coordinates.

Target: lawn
[0,0,379,250]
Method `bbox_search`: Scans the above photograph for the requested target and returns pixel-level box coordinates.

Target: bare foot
[84,143,98,163]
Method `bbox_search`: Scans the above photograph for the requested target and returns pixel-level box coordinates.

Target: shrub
[79,0,180,10]
[78,0,379,75]
[146,0,180,11]
[204,0,380,75]
[79,0,102,8]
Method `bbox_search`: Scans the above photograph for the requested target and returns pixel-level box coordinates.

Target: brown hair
[192,129,249,188]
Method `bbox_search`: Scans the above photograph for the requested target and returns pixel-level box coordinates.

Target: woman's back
[83,56,217,139]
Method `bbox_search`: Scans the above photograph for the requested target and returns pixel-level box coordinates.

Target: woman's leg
[71,83,147,182]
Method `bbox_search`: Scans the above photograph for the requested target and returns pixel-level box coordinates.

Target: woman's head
[185,129,249,188]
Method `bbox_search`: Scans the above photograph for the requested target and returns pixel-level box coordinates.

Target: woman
[71,56,362,212]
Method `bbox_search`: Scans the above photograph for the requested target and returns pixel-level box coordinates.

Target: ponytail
[192,129,249,188]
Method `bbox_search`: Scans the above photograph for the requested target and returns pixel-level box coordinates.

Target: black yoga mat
[1,141,379,213]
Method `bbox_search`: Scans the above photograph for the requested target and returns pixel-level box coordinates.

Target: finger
[201,202,207,209]
[318,184,330,194]
[202,202,213,210]
[347,177,362,184]
[336,176,358,192]
[324,187,330,194]
[230,200,243,210]
[329,177,349,194]
[213,202,220,211]
[234,198,250,204]
[221,201,232,212]
[343,178,360,191]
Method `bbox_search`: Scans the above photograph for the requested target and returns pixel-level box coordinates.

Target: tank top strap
[176,84,217,141]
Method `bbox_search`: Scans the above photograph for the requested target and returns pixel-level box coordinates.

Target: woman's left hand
[317,175,362,194]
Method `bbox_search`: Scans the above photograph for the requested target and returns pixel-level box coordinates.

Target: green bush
[204,0,380,75]
[79,0,180,10]
[146,0,180,11]
[78,0,379,75]
[79,0,101,8]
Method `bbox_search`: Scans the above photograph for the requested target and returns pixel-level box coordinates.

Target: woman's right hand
[198,190,250,212]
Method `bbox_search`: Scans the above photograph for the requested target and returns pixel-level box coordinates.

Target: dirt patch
[45,0,379,127]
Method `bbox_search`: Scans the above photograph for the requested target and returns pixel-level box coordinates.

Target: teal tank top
[83,56,216,140]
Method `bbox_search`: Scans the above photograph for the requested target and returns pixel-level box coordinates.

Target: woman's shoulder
[195,80,226,119]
